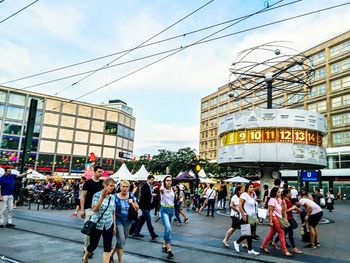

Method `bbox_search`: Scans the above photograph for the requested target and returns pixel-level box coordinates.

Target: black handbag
[289,217,298,229]
[81,197,111,236]
[127,193,138,221]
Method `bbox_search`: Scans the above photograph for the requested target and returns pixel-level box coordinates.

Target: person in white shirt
[296,197,323,249]
[222,185,243,247]
[205,184,216,217]
[291,187,299,201]
[233,182,260,256]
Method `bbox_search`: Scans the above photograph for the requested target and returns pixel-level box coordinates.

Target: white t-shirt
[206,188,216,200]
[299,198,322,215]
[230,195,240,217]
[240,192,257,217]
[291,189,298,199]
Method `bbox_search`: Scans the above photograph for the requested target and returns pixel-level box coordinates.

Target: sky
[0,0,349,157]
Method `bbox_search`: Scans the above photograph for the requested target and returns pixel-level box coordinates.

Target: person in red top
[273,189,302,254]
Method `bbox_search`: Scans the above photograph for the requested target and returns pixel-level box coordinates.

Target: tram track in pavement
[11,216,278,263]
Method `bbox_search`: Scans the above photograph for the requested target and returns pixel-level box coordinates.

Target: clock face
[272,171,280,179]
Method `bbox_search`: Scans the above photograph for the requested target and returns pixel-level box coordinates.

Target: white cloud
[133,123,199,155]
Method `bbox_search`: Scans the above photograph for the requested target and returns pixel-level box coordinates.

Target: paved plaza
[0,201,349,263]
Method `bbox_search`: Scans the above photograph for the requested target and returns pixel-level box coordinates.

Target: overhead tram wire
[1,0,303,87]
[52,0,215,96]
[69,0,286,103]
[0,0,39,24]
[14,1,348,92]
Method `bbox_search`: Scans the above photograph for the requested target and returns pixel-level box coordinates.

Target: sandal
[109,256,115,263]
[283,251,293,257]
[260,247,270,253]
[292,248,302,254]
[271,242,280,250]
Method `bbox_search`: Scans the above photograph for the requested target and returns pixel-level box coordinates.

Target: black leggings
[274,225,296,248]
[87,225,114,253]
[237,225,256,251]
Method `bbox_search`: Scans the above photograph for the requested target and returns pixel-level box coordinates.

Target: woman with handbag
[160,175,175,259]
[82,177,116,263]
[222,185,243,247]
[109,180,139,263]
[233,182,260,256]
[260,187,292,257]
[272,189,302,254]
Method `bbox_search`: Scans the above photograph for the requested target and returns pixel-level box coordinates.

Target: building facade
[199,31,350,170]
[0,86,135,175]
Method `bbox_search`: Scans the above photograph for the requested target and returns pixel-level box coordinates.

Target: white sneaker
[233,241,240,253]
[248,249,260,256]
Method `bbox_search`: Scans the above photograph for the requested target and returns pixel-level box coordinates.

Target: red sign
[55,167,69,172]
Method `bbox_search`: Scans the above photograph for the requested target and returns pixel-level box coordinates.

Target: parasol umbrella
[224,177,250,184]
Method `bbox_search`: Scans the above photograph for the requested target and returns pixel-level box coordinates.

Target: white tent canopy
[189,170,196,178]
[224,176,250,183]
[198,168,207,179]
[133,165,150,181]
[26,169,47,180]
[200,177,216,184]
[110,163,134,181]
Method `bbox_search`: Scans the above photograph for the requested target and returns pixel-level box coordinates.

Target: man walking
[0,167,31,228]
[80,165,104,255]
[134,175,158,240]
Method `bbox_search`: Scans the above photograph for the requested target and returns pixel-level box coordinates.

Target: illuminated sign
[221,128,323,146]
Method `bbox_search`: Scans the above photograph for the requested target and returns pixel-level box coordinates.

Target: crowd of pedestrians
[0,165,340,262]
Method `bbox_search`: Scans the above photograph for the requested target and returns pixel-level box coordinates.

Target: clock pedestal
[259,167,281,201]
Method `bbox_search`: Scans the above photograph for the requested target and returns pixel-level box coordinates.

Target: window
[332,97,342,108]
[310,51,325,65]
[210,108,218,116]
[343,76,350,88]
[0,104,4,118]
[220,93,228,102]
[21,138,38,152]
[344,113,350,125]
[27,97,44,110]
[202,111,208,119]
[308,103,317,111]
[37,154,54,168]
[1,135,20,150]
[210,97,218,106]
[105,122,118,135]
[230,100,239,110]
[315,68,325,80]
[3,121,23,135]
[318,84,326,95]
[332,115,342,126]
[342,58,350,71]
[343,95,350,106]
[117,124,134,140]
[0,91,6,103]
[8,93,25,106]
[330,45,341,57]
[331,79,341,91]
[202,101,209,110]
[333,133,342,144]
[71,156,86,172]
[318,101,326,111]
[331,62,341,74]
[220,103,228,112]
[6,106,24,121]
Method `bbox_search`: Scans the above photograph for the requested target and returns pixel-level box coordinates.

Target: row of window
[332,113,350,127]
[0,104,43,123]
[333,131,350,145]
[330,58,350,74]
[0,91,44,109]
[105,122,135,140]
[330,40,350,58]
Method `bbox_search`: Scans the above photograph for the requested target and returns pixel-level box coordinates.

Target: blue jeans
[135,209,156,237]
[160,206,174,244]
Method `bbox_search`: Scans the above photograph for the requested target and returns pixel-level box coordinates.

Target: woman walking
[109,180,139,263]
[260,187,292,257]
[82,177,116,263]
[272,189,302,254]
[160,175,175,259]
[174,186,183,226]
[233,182,260,256]
[223,185,243,247]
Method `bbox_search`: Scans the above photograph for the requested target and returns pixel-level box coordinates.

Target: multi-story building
[0,86,135,175]
[199,31,350,170]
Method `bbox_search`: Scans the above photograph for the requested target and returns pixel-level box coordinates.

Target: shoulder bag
[128,193,139,221]
[278,217,290,229]
[81,196,111,236]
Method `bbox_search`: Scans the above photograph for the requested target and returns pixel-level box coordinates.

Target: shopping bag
[258,208,268,219]
[240,224,251,236]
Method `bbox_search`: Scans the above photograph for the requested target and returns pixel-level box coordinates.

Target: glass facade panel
[0,91,6,103]
[105,122,118,135]
[71,156,86,173]
[8,93,25,106]
[331,79,341,91]
[0,150,18,164]
[37,154,54,173]
[6,106,24,120]
[3,121,23,135]
[0,104,4,118]
[1,135,20,150]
